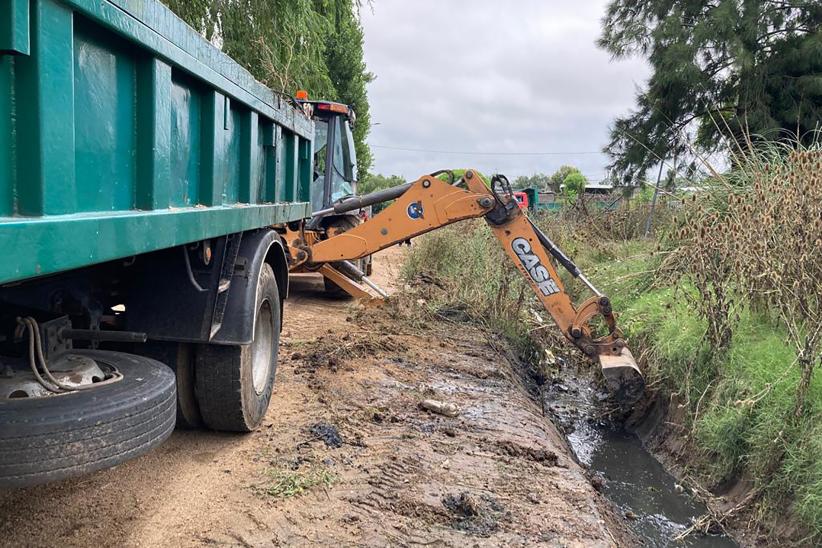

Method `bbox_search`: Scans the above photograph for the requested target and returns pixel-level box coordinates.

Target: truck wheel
[0,351,176,488]
[195,263,280,432]
[141,342,202,429]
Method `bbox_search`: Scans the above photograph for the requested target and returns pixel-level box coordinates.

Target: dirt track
[0,247,631,547]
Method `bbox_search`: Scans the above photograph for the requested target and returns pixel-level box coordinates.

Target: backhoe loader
[281,169,645,404]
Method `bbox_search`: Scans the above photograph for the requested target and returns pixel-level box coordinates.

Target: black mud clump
[435,303,471,322]
[309,422,343,448]
[441,492,509,537]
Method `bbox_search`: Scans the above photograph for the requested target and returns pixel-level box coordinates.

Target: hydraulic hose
[527,219,603,297]
[313,182,413,217]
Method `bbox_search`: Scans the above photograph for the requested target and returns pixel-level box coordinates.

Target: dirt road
[0,247,631,547]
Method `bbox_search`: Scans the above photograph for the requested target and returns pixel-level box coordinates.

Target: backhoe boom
[286,170,644,404]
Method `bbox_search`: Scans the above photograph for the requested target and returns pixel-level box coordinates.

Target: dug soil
[0,247,633,547]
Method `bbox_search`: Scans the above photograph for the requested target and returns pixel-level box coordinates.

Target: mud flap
[599,348,644,404]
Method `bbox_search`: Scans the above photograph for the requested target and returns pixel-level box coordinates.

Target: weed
[256,464,336,498]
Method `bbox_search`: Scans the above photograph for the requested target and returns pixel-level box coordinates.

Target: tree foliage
[549,165,581,193]
[162,0,373,175]
[599,1,822,183]
[562,171,587,201]
[358,173,405,195]
[513,167,584,192]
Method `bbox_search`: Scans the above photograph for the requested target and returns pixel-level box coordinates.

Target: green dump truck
[0,0,316,487]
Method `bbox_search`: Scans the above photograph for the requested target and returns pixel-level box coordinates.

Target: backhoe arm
[289,170,644,403]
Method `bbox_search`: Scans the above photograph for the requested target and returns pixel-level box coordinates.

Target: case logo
[407,202,424,220]
[512,237,560,296]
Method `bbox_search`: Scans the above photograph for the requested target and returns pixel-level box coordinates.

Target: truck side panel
[0,0,313,285]
[0,57,11,217]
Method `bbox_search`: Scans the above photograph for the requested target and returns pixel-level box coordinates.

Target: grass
[256,464,336,498]
[402,213,822,543]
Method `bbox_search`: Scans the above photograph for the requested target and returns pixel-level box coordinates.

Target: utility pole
[644,160,665,238]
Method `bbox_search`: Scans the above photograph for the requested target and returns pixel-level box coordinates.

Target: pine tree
[599,1,822,183]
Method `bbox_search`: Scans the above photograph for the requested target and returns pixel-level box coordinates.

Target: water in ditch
[544,368,737,547]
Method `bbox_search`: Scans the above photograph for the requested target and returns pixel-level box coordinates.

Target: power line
[370,144,603,156]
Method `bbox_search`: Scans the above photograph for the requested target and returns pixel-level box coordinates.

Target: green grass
[597,244,822,542]
[403,219,822,542]
[256,464,336,498]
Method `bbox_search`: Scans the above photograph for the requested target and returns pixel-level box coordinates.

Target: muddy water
[544,370,737,548]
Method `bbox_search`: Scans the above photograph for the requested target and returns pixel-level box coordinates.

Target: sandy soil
[0,247,631,547]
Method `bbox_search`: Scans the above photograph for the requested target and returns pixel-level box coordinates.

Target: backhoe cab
[295,92,372,290]
[297,97,359,214]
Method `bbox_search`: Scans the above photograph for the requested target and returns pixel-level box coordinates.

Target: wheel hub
[251,299,275,395]
[0,354,119,399]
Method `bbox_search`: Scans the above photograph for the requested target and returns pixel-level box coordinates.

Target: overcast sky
[360,0,650,182]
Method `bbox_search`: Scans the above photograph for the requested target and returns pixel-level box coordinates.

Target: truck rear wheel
[195,263,280,432]
[141,342,202,429]
[0,351,176,488]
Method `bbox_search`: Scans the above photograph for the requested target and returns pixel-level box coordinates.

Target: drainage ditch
[543,362,737,547]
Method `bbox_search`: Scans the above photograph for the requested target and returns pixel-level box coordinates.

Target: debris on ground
[309,422,343,448]
[435,303,471,322]
[591,474,607,491]
[441,492,510,537]
[301,334,408,370]
[255,464,336,499]
[419,399,460,417]
[496,439,560,466]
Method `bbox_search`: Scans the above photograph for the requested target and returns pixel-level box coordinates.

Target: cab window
[330,117,354,202]
[311,119,329,212]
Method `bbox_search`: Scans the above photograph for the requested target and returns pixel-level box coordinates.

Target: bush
[672,145,822,417]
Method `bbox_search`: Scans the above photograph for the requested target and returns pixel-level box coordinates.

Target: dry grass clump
[671,147,822,417]
[256,464,336,498]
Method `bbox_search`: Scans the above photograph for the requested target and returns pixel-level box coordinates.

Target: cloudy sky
[360,0,650,182]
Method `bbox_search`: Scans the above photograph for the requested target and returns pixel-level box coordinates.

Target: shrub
[672,145,822,417]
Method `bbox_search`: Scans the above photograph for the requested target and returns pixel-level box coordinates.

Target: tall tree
[321,1,374,175]
[599,1,822,183]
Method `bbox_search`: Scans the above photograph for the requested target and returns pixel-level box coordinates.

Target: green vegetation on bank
[401,146,822,543]
[579,239,821,543]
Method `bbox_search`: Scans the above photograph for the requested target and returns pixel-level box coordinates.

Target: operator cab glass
[307,100,358,212]
[330,116,356,203]
[311,119,329,212]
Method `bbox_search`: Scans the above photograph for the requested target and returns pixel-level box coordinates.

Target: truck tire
[0,351,176,488]
[141,342,202,429]
[195,263,280,432]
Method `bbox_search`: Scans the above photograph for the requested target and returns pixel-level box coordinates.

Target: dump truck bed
[0,0,313,285]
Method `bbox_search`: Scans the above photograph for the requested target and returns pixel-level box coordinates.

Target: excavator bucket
[599,348,644,405]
